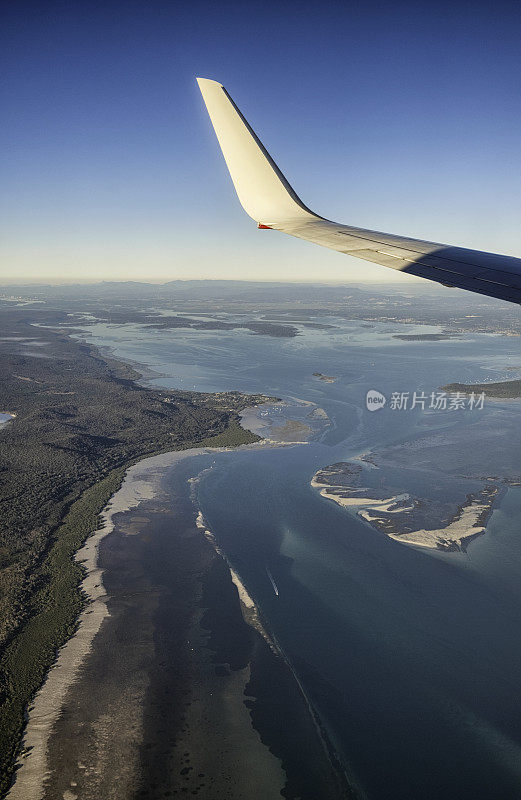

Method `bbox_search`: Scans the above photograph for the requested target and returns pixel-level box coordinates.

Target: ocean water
[80,317,521,800]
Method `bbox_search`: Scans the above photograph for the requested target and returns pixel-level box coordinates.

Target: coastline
[7,384,351,799]
[9,430,349,799]
[7,382,351,800]
[0,308,272,796]
[4,317,341,797]
[6,441,283,800]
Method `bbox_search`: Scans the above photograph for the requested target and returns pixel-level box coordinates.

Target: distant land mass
[3,279,521,338]
[442,378,521,398]
[0,280,377,303]
[393,332,457,341]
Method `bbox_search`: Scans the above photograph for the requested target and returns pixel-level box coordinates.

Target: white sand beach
[7,396,294,800]
[312,469,495,551]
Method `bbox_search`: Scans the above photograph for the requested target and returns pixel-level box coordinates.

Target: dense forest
[0,302,268,794]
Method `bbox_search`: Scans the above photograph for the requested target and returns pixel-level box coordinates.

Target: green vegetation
[0,303,270,795]
[0,470,124,793]
[442,379,521,398]
[202,419,259,447]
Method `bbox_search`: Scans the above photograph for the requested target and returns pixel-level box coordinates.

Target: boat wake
[266,567,279,596]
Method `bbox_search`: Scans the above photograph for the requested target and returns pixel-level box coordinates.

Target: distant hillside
[0,279,397,303]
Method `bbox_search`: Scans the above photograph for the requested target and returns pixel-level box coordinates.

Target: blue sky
[2,0,521,284]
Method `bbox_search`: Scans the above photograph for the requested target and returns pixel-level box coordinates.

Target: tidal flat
[10,447,347,800]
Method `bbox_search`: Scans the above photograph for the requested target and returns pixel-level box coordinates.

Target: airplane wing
[197,77,521,305]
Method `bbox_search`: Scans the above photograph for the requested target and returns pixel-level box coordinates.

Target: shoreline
[7,438,288,800]
[10,430,349,799]
[312,466,502,552]
[0,308,273,796]
[5,325,336,798]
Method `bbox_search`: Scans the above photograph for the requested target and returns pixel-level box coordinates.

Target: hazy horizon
[0,276,430,287]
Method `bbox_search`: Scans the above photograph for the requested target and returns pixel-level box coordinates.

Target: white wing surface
[197,77,521,304]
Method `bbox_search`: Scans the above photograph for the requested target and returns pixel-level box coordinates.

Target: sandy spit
[312,471,495,551]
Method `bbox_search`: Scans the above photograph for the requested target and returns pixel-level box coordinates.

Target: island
[442,378,521,398]
[312,461,500,551]
[392,332,456,341]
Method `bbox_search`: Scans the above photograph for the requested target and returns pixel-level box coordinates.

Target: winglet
[196,78,315,227]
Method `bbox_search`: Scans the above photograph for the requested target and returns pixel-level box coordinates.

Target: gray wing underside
[275,218,521,304]
[197,78,521,305]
